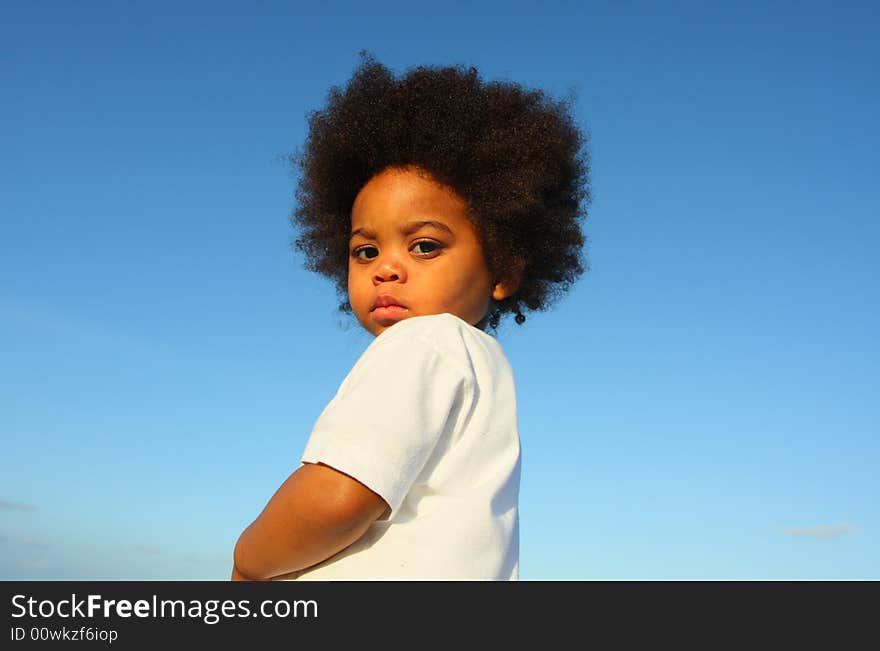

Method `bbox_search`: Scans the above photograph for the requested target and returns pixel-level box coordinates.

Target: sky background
[2,0,877,580]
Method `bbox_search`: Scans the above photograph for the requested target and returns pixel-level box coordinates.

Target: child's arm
[232,462,388,580]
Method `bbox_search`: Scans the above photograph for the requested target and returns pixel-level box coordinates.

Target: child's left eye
[411,240,441,256]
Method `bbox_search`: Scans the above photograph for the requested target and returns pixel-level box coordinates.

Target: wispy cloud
[0,298,174,357]
[0,499,36,512]
[778,523,859,539]
[18,559,49,571]
[183,552,231,564]
[133,545,162,555]
[20,537,50,550]
[0,531,50,549]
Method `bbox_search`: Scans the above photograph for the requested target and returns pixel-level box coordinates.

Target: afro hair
[290,51,590,329]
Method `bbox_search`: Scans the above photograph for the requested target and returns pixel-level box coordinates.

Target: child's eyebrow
[350,220,453,240]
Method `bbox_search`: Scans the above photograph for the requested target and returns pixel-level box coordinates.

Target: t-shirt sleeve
[300,328,470,513]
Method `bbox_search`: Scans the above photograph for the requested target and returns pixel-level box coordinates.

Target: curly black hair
[290,51,590,329]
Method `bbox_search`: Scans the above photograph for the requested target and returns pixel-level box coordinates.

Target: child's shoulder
[367,313,508,375]
[377,313,494,349]
[334,313,513,415]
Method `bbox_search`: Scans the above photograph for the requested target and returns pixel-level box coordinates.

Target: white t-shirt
[276,313,520,580]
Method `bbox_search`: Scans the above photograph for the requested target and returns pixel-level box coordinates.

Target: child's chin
[369,312,412,335]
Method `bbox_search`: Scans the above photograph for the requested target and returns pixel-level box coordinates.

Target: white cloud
[18,559,49,571]
[0,531,50,549]
[183,552,231,564]
[778,523,859,539]
[0,499,36,512]
[133,545,162,555]
[20,537,50,550]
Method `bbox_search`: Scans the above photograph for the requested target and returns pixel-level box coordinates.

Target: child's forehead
[351,167,470,224]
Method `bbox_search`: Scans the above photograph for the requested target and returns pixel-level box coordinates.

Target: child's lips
[373,305,408,318]
[371,295,408,323]
[371,295,407,311]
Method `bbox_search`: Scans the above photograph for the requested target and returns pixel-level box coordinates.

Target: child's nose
[372,251,407,284]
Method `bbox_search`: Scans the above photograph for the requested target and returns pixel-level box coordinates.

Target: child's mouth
[372,304,408,323]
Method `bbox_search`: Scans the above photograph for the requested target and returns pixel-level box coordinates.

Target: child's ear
[491,260,524,301]
[492,278,519,301]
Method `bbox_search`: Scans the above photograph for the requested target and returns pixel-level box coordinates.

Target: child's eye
[353,245,379,261]
[410,240,442,257]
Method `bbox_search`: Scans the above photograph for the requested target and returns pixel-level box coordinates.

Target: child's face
[348,166,512,337]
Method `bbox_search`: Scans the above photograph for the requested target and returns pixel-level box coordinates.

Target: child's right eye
[353,246,379,261]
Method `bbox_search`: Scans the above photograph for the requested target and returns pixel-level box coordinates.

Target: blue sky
[2,0,877,580]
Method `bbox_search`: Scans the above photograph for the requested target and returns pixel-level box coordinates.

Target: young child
[232,52,590,580]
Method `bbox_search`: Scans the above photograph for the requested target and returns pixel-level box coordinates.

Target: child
[232,52,590,580]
